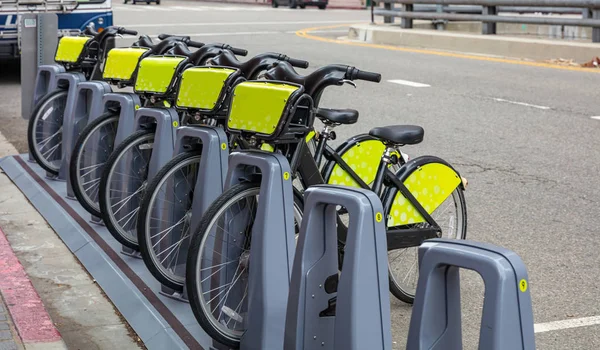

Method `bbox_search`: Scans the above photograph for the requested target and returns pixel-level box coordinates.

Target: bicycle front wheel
[27,90,68,175]
[186,182,303,348]
[99,130,154,249]
[70,112,119,217]
[137,150,202,290]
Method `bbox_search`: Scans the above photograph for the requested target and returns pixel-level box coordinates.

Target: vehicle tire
[271,0,278,7]
[318,4,326,9]
[299,4,305,8]
[99,129,155,250]
[384,165,467,304]
[70,112,119,217]
[27,89,68,176]
[186,182,303,348]
[137,150,203,290]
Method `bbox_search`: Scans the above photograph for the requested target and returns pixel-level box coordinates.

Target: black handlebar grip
[286,57,309,69]
[231,47,248,56]
[119,28,138,36]
[187,40,205,48]
[355,70,381,83]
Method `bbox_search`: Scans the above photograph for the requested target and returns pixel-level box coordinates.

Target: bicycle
[98,49,310,252]
[26,25,141,176]
[69,38,242,218]
[185,62,467,347]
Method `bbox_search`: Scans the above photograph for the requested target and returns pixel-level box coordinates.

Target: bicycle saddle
[316,108,358,125]
[369,125,424,145]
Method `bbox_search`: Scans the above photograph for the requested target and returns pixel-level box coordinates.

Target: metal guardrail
[372,0,600,42]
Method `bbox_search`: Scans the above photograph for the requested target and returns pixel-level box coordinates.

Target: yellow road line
[295,24,600,74]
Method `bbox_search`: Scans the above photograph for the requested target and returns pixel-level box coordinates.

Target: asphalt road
[2,2,600,349]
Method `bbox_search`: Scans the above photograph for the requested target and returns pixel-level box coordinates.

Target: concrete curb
[348,23,600,62]
[0,227,67,350]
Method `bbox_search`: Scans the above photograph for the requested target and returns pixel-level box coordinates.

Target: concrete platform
[0,155,226,350]
[348,23,600,62]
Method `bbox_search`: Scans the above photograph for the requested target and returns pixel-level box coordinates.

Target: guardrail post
[384,1,395,23]
[482,5,497,34]
[436,4,446,30]
[593,9,600,42]
[401,4,414,28]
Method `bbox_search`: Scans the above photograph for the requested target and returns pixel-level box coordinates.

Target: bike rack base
[0,154,231,350]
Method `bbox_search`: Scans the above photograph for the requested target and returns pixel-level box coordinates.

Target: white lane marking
[136,5,176,11]
[590,116,600,120]
[284,29,348,34]
[113,6,145,11]
[534,316,600,333]
[493,98,551,110]
[388,79,431,88]
[169,6,207,11]
[126,20,364,28]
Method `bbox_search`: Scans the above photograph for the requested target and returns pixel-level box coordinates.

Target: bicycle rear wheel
[186,182,303,348]
[70,112,119,217]
[137,150,202,290]
[99,130,154,249]
[384,159,467,304]
[27,90,68,175]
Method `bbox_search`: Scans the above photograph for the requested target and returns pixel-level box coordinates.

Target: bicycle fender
[382,156,463,227]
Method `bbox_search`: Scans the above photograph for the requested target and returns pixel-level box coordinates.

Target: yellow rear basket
[55,36,91,63]
[387,163,461,226]
[103,47,150,82]
[134,56,187,95]
[226,81,303,139]
[175,67,240,112]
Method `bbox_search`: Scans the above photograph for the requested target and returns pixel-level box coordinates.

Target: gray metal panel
[284,185,392,350]
[20,13,58,120]
[224,151,296,350]
[406,238,535,350]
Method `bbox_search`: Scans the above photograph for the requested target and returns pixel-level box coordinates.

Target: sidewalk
[0,292,24,350]
[0,132,142,349]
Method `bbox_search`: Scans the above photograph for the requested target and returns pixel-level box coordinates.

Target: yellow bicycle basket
[103,47,150,83]
[134,56,188,95]
[226,81,306,140]
[175,66,241,113]
[54,36,91,64]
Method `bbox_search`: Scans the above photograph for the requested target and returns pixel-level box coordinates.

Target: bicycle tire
[137,149,203,290]
[186,182,303,348]
[99,129,155,249]
[27,90,68,175]
[383,159,468,304]
[70,112,119,217]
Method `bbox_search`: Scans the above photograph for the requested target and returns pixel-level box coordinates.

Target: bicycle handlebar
[348,67,381,83]
[286,57,309,69]
[230,47,248,56]
[264,62,380,102]
[187,40,205,48]
[118,28,138,36]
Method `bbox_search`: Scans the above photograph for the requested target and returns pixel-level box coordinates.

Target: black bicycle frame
[294,136,440,250]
